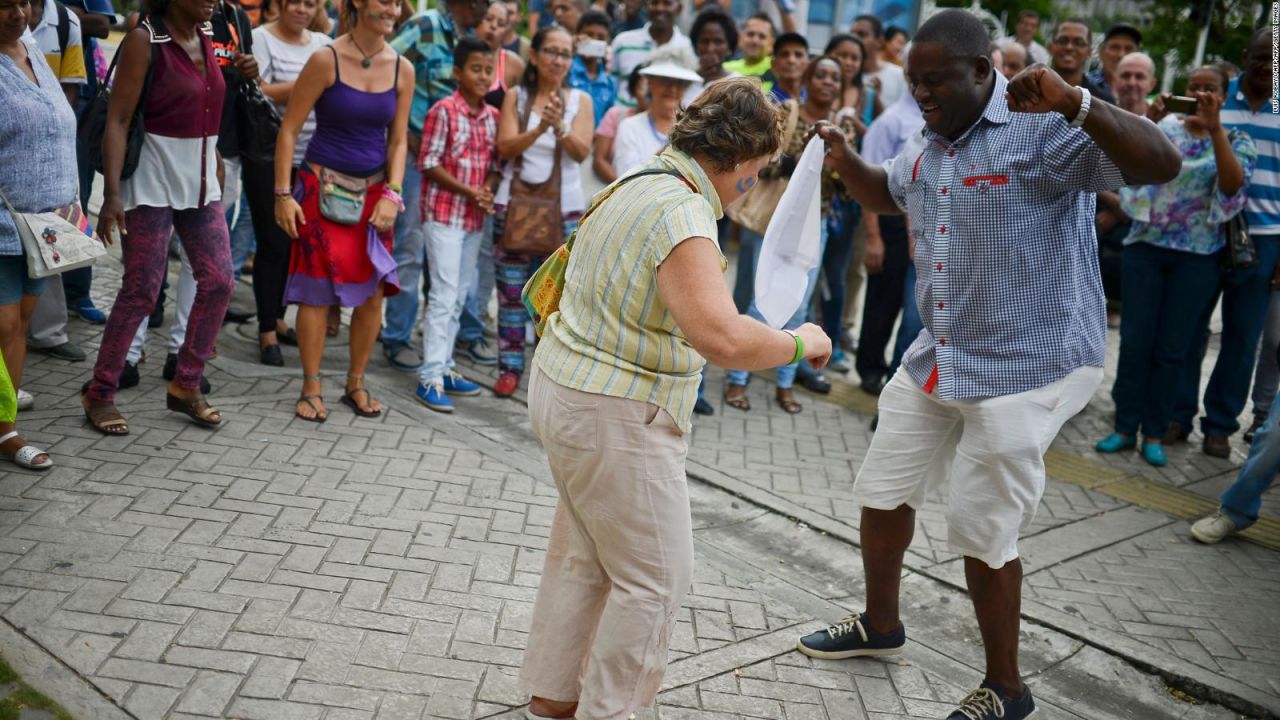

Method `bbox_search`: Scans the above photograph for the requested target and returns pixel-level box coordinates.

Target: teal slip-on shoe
[1096,433,1136,453]
[1141,441,1167,467]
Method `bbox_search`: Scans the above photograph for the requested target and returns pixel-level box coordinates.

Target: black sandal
[295,394,328,423]
[341,374,381,417]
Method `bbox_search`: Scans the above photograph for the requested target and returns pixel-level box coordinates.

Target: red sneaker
[494,372,519,398]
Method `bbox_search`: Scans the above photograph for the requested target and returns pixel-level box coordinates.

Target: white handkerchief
[754,136,825,328]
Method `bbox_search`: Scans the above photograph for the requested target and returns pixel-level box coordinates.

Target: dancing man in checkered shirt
[796,10,1182,720]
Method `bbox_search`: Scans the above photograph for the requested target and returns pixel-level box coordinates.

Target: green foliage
[0,656,77,720]
[933,0,1262,89]
[1135,0,1261,90]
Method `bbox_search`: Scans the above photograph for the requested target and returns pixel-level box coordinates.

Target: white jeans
[854,365,1103,569]
[418,221,481,385]
[128,245,196,363]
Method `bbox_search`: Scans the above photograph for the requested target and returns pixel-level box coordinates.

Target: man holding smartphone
[798,10,1181,720]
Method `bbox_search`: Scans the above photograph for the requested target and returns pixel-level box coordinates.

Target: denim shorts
[0,253,47,305]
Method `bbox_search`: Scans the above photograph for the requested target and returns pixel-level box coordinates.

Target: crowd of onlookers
[0,0,1276,499]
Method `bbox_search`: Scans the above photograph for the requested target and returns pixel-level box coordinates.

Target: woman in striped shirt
[518,78,832,720]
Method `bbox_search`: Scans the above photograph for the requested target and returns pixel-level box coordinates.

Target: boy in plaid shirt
[414,37,501,413]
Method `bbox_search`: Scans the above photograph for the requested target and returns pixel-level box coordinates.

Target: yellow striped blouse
[533,147,725,434]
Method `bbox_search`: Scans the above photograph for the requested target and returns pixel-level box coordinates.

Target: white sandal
[16,389,33,411]
[0,431,52,470]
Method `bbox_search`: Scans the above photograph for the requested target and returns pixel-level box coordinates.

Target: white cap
[640,62,703,84]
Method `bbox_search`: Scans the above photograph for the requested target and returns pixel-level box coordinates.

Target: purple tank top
[304,46,399,176]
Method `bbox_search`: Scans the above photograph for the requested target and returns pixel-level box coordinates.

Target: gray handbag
[318,167,373,226]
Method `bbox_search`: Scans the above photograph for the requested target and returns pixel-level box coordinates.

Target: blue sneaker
[1095,433,1136,453]
[947,682,1037,720]
[796,613,906,660]
[71,298,107,324]
[443,371,482,396]
[416,382,454,413]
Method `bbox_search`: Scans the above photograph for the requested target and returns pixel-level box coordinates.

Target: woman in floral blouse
[1097,66,1256,467]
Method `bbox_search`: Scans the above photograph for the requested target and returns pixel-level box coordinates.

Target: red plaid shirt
[418,92,500,232]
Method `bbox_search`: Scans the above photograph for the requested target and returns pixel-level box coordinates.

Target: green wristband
[785,330,804,365]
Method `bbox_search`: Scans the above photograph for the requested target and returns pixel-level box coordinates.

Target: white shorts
[853,365,1103,569]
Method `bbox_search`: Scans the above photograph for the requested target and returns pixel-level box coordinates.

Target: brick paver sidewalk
[0,249,1269,719]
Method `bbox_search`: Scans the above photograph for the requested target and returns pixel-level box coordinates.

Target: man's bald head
[1001,41,1027,78]
[1115,51,1157,115]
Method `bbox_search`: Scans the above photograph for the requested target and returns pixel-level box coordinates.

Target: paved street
[2,248,1277,719]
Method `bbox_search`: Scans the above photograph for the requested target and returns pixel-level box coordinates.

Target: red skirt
[283,168,401,307]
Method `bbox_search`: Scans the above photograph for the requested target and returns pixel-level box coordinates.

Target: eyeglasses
[540,49,574,60]
[1052,36,1090,49]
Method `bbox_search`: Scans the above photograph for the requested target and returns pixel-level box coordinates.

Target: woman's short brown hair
[669,77,782,173]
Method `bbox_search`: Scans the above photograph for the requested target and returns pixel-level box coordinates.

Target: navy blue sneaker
[796,613,906,660]
[443,371,482,396]
[947,682,1037,720]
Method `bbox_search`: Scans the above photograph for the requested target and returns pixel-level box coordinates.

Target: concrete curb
[0,619,135,720]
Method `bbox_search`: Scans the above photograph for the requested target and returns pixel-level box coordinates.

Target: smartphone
[1164,96,1199,114]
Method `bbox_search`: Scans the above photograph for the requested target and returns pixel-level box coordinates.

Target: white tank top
[496,86,586,214]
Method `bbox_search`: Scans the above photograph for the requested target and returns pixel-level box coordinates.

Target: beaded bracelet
[381,187,406,212]
[385,181,403,194]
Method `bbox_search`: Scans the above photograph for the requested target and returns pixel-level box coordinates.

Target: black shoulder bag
[1220,131,1257,272]
[230,4,281,165]
[79,17,159,181]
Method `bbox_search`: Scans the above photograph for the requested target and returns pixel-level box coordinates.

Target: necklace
[350,35,381,69]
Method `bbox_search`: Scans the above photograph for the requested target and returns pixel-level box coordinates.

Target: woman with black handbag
[272,0,411,422]
[248,0,329,365]
[492,25,593,399]
[84,0,238,436]
[0,0,81,467]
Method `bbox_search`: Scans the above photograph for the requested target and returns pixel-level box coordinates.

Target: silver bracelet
[1069,87,1092,128]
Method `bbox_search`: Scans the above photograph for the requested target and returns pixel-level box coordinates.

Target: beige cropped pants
[519,366,693,720]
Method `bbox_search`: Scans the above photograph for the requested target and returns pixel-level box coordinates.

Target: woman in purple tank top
[272,0,412,423]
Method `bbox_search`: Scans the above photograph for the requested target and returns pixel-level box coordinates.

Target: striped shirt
[887,72,1126,400]
[609,24,691,108]
[1221,75,1280,234]
[534,148,724,433]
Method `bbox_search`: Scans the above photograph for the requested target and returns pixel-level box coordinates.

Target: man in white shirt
[26,0,86,105]
[610,0,692,107]
[998,9,1050,66]
[852,14,906,107]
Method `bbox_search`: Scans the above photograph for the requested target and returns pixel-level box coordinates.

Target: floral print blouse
[1120,116,1257,255]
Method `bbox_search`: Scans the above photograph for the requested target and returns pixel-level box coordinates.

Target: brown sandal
[724,383,751,411]
[166,392,222,428]
[295,394,328,423]
[775,388,803,414]
[82,394,129,435]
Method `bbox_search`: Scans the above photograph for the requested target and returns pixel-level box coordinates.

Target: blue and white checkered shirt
[886,73,1127,400]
